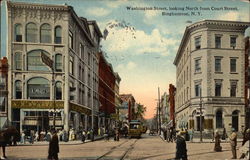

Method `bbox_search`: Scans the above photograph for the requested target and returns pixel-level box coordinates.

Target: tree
[135,103,146,120]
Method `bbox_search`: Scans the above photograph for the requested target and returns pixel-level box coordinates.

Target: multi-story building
[7,2,102,133]
[245,27,250,129]
[168,84,176,127]
[98,51,116,129]
[0,57,8,129]
[160,92,169,125]
[174,20,250,136]
[120,94,136,122]
[114,72,122,122]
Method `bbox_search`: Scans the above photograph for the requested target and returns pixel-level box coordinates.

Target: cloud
[102,20,178,57]
[217,11,249,22]
[104,0,128,8]
[218,11,239,21]
[117,61,137,71]
[86,7,111,17]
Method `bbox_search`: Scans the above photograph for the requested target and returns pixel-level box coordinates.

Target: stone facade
[174,20,250,136]
[7,2,102,133]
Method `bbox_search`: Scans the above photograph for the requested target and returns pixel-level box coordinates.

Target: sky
[0,0,249,119]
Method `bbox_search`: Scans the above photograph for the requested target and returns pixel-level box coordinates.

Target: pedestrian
[175,131,188,160]
[114,128,119,141]
[82,130,86,142]
[29,130,34,144]
[239,128,250,159]
[46,131,52,142]
[48,129,59,160]
[222,127,227,140]
[20,131,25,144]
[34,131,39,142]
[229,128,237,159]
[188,128,194,142]
[214,130,222,152]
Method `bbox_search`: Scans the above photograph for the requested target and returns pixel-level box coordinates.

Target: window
[230,81,237,97]
[69,31,73,49]
[40,24,51,43]
[195,36,201,49]
[88,52,91,65]
[215,81,222,97]
[216,110,223,128]
[79,65,81,79]
[0,97,6,112]
[215,36,221,48]
[26,23,37,42]
[0,75,5,90]
[215,58,221,72]
[69,56,74,75]
[195,83,201,97]
[230,36,237,48]
[55,26,62,44]
[230,58,237,72]
[80,43,84,59]
[27,77,50,99]
[55,54,62,72]
[195,58,201,73]
[27,50,50,71]
[187,67,188,81]
[55,81,62,100]
[15,80,22,99]
[15,52,22,70]
[14,24,22,42]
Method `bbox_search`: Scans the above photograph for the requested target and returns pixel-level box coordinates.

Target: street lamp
[199,87,203,142]
[41,52,56,129]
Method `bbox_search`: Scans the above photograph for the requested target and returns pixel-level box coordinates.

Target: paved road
[3,134,243,160]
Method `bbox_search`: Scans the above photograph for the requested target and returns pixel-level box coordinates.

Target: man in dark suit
[48,129,59,160]
[175,131,187,160]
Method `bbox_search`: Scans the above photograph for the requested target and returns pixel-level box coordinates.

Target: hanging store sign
[41,52,53,69]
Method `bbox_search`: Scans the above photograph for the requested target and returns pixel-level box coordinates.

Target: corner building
[174,20,250,137]
[7,2,102,133]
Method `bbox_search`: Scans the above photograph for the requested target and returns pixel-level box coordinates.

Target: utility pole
[0,0,2,58]
[158,87,161,135]
[199,87,203,142]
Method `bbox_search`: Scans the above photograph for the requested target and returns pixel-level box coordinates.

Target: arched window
[55,81,62,100]
[40,23,51,43]
[14,24,22,42]
[15,52,22,70]
[26,23,37,42]
[27,50,50,71]
[27,77,50,99]
[55,54,63,72]
[55,26,62,44]
[15,80,22,99]
[216,110,223,128]
[232,110,239,131]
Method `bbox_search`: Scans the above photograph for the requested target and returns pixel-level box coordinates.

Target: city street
[4,133,242,160]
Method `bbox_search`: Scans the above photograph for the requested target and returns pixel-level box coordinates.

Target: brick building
[0,57,8,129]
[98,51,116,129]
[168,84,176,127]
[120,94,136,122]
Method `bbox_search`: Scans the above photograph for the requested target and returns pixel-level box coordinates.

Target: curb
[14,136,104,146]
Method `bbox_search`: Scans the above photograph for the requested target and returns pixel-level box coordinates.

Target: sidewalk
[17,135,104,146]
[159,133,243,143]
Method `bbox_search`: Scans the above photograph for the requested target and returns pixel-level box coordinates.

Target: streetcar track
[96,139,130,160]
[120,139,139,160]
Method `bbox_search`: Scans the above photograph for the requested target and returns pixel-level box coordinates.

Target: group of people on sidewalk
[174,127,250,160]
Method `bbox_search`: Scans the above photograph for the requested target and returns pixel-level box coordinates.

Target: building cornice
[7,1,69,11]
[173,20,250,65]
